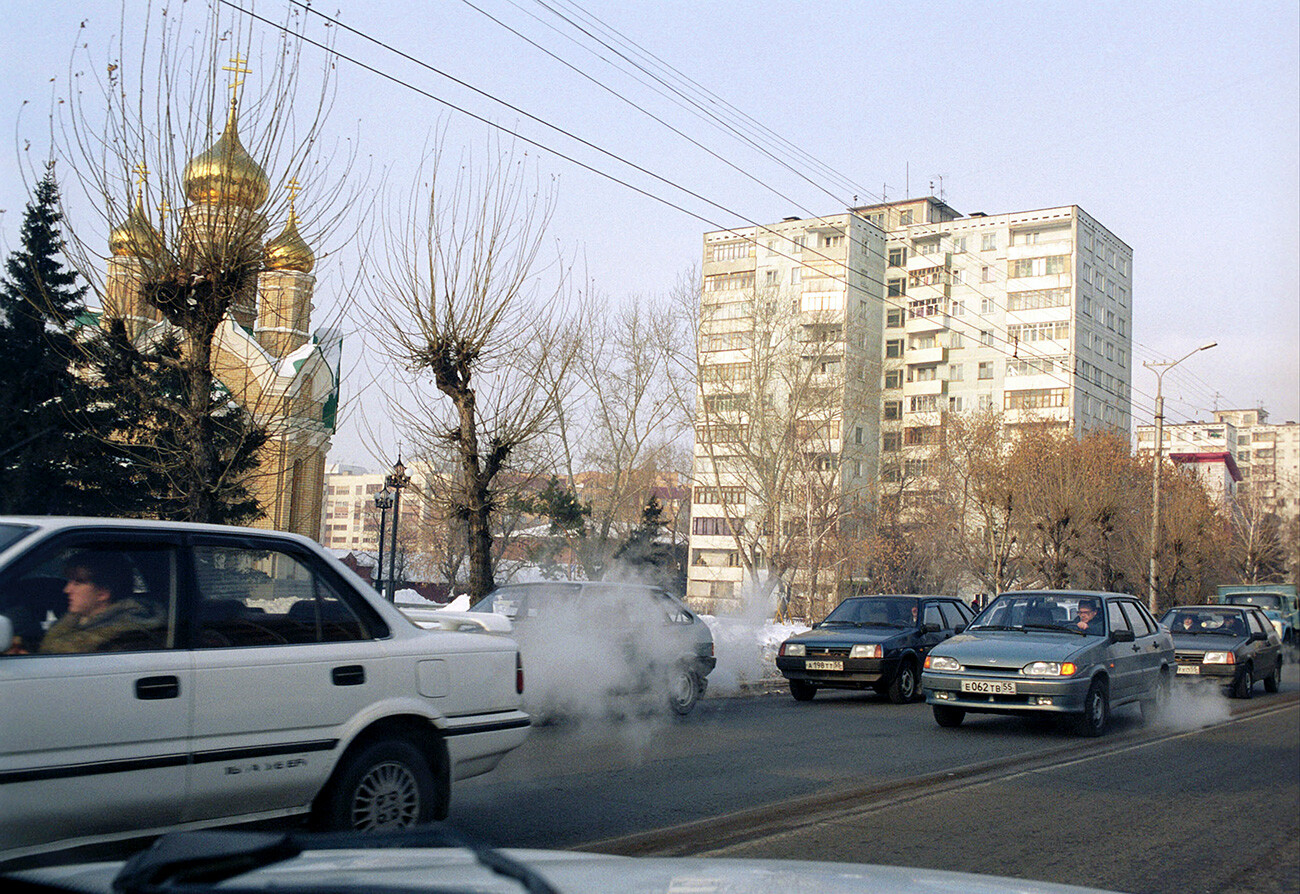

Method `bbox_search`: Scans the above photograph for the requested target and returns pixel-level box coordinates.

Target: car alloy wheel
[667,666,701,715]
[1232,665,1254,700]
[316,738,439,832]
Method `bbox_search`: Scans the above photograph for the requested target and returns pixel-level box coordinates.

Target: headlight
[1202,651,1236,665]
[1022,661,1078,676]
[850,644,882,659]
[927,655,961,672]
[781,643,805,657]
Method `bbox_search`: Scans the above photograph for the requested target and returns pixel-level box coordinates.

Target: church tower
[101,80,338,540]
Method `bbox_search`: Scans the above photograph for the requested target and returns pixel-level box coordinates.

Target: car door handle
[1131,645,1141,652]
[136,675,180,700]
[331,665,365,686]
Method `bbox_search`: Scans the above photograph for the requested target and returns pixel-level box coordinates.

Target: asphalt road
[450,667,1300,894]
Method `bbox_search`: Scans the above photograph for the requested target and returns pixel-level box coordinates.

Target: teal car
[921,590,1174,737]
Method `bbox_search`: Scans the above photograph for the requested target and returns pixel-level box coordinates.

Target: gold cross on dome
[157,200,170,219]
[132,162,149,190]
[285,176,303,212]
[222,55,251,98]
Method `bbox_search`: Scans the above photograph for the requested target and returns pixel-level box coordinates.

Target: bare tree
[45,1,360,525]
[371,139,577,601]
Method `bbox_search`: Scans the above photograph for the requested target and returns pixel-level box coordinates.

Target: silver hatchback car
[921,590,1174,736]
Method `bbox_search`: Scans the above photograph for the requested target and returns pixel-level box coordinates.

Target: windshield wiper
[970,624,1019,631]
[113,827,561,894]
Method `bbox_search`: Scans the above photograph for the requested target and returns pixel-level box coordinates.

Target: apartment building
[687,213,886,612]
[1136,408,1300,520]
[320,465,389,551]
[688,198,1134,613]
[863,198,1132,487]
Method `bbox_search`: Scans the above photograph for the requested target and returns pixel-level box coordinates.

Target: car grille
[1175,652,1206,664]
[805,645,852,659]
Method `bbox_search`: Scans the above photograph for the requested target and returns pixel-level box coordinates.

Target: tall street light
[384,457,411,602]
[1145,340,1217,612]
[373,488,393,594]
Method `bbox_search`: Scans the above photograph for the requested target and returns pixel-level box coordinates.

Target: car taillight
[516,651,525,694]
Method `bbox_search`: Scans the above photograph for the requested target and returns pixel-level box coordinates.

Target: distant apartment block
[1137,408,1300,520]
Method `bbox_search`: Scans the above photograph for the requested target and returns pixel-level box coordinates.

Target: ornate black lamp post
[373,487,394,594]
[384,457,411,602]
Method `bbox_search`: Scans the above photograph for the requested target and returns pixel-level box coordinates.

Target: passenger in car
[37,551,164,654]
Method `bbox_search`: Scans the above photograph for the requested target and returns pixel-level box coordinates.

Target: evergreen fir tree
[0,166,148,515]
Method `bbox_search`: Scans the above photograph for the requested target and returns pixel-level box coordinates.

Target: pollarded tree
[373,140,578,602]
[48,2,357,524]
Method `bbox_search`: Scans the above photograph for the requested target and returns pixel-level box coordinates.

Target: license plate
[961,679,1017,695]
[806,660,843,671]
[1176,665,1201,675]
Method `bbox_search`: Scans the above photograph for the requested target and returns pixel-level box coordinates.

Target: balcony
[907,251,950,272]
[905,346,948,366]
[903,378,947,397]
[906,312,949,334]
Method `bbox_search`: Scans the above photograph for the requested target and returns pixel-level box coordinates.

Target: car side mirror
[922,622,941,633]
[954,624,967,634]
[1248,631,1267,642]
[0,614,12,653]
[1111,629,1135,643]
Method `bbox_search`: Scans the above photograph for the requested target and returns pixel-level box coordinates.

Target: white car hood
[10,847,1129,894]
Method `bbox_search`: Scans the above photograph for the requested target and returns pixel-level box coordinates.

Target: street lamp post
[373,488,394,594]
[1145,341,1216,612]
[384,457,411,602]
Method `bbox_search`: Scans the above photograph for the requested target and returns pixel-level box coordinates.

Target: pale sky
[2,0,1297,470]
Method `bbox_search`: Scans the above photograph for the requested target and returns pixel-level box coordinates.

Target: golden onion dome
[264,211,315,273]
[109,194,163,258]
[183,100,270,210]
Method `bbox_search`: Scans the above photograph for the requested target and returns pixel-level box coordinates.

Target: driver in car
[1074,599,1104,635]
[36,551,163,654]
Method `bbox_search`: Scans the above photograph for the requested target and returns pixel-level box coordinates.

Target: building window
[884,400,902,420]
[1008,288,1070,311]
[980,298,995,314]
[981,266,993,282]
[978,361,994,379]
[884,370,903,389]
[885,339,904,358]
[1004,388,1069,410]
[948,363,964,381]
[950,299,966,316]
[704,271,755,292]
[949,396,964,412]
[709,241,750,261]
[980,330,994,346]
[951,269,963,284]
[952,236,967,253]
[981,233,997,251]
[1007,321,1070,343]
[910,395,939,413]
[882,432,901,451]
[764,269,779,286]
[790,268,802,285]
[899,209,914,225]
[1009,256,1069,278]
[887,277,906,297]
[949,331,964,349]
[822,233,844,248]
[886,308,904,327]
[888,247,907,267]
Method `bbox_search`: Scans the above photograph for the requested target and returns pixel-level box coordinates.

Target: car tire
[932,705,965,728]
[1074,679,1109,737]
[1232,665,1254,700]
[789,679,817,702]
[1140,671,1170,724]
[888,659,919,704]
[668,666,702,715]
[1264,660,1282,693]
[314,737,440,832]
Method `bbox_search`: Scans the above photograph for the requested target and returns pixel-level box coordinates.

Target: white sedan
[0,517,530,862]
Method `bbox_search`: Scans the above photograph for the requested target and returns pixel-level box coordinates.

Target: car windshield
[1222,594,1283,611]
[1161,608,1247,636]
[970,594,1104,636]
[820,597,915,628]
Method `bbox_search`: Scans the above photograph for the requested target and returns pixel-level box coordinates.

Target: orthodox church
[101,95,339,539]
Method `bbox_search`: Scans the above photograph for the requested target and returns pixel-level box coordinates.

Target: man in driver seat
[38,551,163,654]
